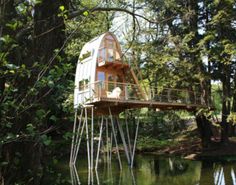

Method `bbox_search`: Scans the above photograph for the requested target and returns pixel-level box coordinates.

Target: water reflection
[43,155,236,185]
[70,157,137,185]
[199,160,236,185]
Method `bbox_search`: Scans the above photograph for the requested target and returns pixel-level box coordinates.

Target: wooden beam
[130,69,148,100]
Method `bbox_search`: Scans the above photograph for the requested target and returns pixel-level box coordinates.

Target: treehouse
[71,32,211,172]
[74,32,207,114]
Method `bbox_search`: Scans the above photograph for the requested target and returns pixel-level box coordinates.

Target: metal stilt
[88,167,91,185]
[131,116,140,168]
[70,166,75,185]
[116,116,131,165]
[73,115,86,164]
[95,116,104,169]
[108,107,122,170]
[130,168,137,185]
[95,169,100,185]
[106,118,109,163]
[73,164,81,185]
[91,169,94,185]
[125,110,132,158]
[72,109,84,164]
[70,110,78,165]
[85,107,91,169]
[70,106,142,185]
[91,106,94,169]
[110,132,113,163]
[70,164,81,185]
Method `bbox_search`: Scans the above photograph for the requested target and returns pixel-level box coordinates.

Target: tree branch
[69,7,167,24]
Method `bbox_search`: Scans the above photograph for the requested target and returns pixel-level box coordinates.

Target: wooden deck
[78,81,211,115]
[85,97,208,115]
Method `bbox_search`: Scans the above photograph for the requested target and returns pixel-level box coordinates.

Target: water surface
[43,154,236,185]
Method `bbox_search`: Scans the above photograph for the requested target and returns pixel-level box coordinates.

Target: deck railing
[78,81,208,106]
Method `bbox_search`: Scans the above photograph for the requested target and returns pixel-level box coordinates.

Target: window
[107,40,113,49]
[79,50,94,62]
[98,48,106,65]
[97,71,105,81]
[79,79,89,91]
[97,35,121,65]
[108,49,114,62]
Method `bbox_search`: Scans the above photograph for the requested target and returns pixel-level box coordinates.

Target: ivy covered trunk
[1,0,68,184]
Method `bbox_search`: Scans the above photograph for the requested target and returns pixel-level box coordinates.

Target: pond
[42,154,236,185]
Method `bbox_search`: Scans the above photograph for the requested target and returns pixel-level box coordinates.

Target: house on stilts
[70,32,209,174]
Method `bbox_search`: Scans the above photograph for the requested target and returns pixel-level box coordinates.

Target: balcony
[77,81,210,111]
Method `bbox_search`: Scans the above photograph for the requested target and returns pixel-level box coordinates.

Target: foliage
[0,0,236,183]
[137,136,175,151]
[227,112,236,125]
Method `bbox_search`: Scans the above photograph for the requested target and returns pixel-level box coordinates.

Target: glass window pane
[97,72,105,81]
[107,40,113,49]
[98,48,106,64]
[79,79,89,90]
[106,35,114,40]
[79,81,83,90]
[108,49,114,62]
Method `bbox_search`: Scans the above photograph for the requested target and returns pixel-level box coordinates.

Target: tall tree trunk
[0,1,17,184]
[33,0,67,65]
[1,0,68,184]
[229,74,236,136]
[220,64,231,143]
[195,113,213,148]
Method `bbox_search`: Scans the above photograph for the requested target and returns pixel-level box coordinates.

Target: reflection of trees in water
[199,161,236,185]
[69,156,236,185]
[167,158,189,176]
[153,158,189,176]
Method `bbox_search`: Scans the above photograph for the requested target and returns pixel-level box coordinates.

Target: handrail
[76,80,209,106]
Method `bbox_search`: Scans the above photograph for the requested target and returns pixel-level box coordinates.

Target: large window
[97,35,121,65]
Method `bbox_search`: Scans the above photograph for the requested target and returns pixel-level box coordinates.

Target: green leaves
[40,134,52,146]
[83,11,89,16]
[26,123,35,134]
[59,5,65,12]
[58,5,68,19]
[227,112,236,125]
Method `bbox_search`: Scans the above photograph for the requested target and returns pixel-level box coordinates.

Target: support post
[95,169,100,185]
[91,106,94,169]
[116,117,131,165]
[108,107,122,170]
[72,109,84,164]
[85,107,91,169]
[131,116,140,168]
[110,132,113,163]
[125,110,132,158]
[73,114,86,164]
[106,118,109,163]
[70,109,78,165]
[95,116,104,169]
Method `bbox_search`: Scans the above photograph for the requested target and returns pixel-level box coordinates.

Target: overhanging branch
[69,7,163,24]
